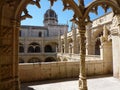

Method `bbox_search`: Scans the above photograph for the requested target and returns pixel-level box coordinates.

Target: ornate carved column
[111,14,120,78]
[0,21,20,90]
[0,2,20,89]
[11,19,20,90]
[86,23,93,55]
[72,30,77,54]
[78,25,87,90]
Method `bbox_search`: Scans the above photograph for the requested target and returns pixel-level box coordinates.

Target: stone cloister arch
[1,0,120,90]
[93,29,103,55]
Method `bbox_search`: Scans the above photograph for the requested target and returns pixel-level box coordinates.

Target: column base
[79,76,88,90]
[79,87,88,90]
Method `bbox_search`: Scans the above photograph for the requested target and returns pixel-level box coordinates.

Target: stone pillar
[86,23,92,55]
[64,30,68,53]
[61,42,63,54]
[12,20,20,90]
[58,33,61,52]
[99,25,113,74]
[24,35,28,54]
[79,26,88,90]
[41,36,44,54]
[72,25,77,54]
[0,22,20,90]
[69,44,72,54]
[24,28,29,54]
[100,45,103,60]
[100,42,113,73]
[111,14,120,78]
[0,3,20,89]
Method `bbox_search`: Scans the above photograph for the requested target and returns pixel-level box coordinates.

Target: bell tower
[43,8,58,26]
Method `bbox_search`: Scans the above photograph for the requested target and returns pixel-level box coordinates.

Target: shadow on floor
[21,74,112,90]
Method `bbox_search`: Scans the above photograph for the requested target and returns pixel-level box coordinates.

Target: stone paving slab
[21,76,120,90]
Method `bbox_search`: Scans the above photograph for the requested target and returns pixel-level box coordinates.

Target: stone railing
[57,53,101,61]
[19,52,57,56]
[19,36,58,41]
[92,12,113,28]
[19,60,112,82]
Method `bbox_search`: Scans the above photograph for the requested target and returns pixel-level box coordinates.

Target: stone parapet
[19,60,112,82]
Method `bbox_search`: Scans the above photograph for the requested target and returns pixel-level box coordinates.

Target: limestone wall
[19,60,112,82]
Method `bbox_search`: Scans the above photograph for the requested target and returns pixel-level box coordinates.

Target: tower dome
[43,9,58,26]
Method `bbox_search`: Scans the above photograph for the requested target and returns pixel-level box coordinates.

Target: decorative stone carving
[20,0,41,21]
[0,26,13,55]
[111,15,120,35]
[1,64,12,80]
[100,25,109,43]
[21,8,32,20]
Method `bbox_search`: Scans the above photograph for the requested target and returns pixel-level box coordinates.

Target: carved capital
[111,15,120,35]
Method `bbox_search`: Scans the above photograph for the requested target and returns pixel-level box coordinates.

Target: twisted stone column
[79,26,88,90]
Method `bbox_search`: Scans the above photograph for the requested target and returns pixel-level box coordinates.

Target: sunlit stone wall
[19,60,112,82]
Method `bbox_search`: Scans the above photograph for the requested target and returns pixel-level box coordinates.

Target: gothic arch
[94,31,103,55]
[0,0,120,90]
[44,45,53,52]
[95,38,101,55]
[84,0,120,20]
[93,28,103,39]
[28,42,41,53]
[28,46,34,53]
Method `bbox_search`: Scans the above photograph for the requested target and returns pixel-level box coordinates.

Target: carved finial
[71,22,76,30]
[21,8,32,20]
[79,0,84,6]
[30,0,41,8]
[49,0,57,6]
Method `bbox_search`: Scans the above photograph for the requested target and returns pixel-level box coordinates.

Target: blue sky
[21,0,111,30]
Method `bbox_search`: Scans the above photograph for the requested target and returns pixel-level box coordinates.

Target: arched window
[39,32,42,37]
[35,46,40,53]
[95,32,102,55]
[95,38,101,55]
[28,42,41,53]
[45,45,52,52]
[28,46,34,53]
[45,57,56,62]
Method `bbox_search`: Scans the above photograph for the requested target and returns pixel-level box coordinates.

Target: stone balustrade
[19,60,112,82]
[57,53,101,61]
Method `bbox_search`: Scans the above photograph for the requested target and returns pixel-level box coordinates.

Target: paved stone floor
[21,76,120,90]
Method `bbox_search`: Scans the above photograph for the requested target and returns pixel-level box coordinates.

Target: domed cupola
[43,9,58,26]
